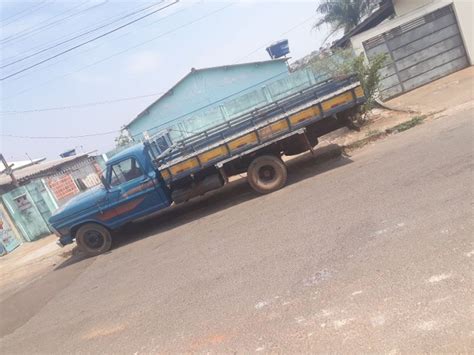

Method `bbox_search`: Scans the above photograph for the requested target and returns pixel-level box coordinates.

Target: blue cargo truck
[49,75,365,255]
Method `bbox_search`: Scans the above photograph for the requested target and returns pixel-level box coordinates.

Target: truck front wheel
[247,155,287,194]
[76,223,112,256]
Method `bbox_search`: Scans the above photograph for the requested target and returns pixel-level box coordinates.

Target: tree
[315,0,379,40]
[115,129,133,148]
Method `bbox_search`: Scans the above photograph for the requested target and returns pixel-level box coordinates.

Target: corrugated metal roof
[0,154,91,187]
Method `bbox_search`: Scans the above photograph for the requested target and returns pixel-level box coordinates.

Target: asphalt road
[1,108,473,354]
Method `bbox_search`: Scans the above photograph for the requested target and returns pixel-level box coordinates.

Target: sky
[0,0,329,161]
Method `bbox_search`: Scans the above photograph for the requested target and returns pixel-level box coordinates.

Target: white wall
[452,0,474,65]
[392,0,437,16]
[350,0,473,65]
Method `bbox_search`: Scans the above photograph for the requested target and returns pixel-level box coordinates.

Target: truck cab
[49,144,172,256]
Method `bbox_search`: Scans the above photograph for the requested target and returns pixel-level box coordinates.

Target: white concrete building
[348,0,473,99]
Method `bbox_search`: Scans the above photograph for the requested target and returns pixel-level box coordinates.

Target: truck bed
[147,75,365,182]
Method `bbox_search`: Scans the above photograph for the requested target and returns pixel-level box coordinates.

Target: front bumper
[57,234,74,247]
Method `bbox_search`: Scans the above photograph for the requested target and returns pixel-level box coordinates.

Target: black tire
[247,155,287,194]
[75,223,112,256]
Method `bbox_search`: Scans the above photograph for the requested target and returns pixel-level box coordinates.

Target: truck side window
[110,158,143,186]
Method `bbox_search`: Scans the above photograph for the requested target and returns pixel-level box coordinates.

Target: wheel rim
[258,165,276,182]
[83,230,105,250]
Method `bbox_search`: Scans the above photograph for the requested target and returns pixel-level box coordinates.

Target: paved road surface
[1,109,472,353]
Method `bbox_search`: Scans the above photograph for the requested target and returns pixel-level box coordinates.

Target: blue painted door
[100,157,170,226]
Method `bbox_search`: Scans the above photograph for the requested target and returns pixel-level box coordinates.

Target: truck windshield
[110,158,143,186]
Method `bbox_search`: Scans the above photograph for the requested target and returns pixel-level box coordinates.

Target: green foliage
[315,0,379,35]
[386,116,426,133]
[308,49,387,115]
[115,130,133,147]
[308,49,354,78]
[365,129,381,138]
[351,53,387,112]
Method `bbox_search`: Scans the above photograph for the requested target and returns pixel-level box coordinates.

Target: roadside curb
[375,98,419,114]
[342,114,429,153]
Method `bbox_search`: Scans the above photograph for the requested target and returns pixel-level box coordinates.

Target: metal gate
[363,5,469,99]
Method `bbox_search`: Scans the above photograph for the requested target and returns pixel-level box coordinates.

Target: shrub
[308,49,387,125]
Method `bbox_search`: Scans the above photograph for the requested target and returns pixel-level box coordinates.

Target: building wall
[46,174,80,202]
[392,0,436,16]
[351,0,473,65]
[45,158,102,205]
[0,203,22,254]
[452,0,474,64]
[126,60,288,141]
[1,180,57,242]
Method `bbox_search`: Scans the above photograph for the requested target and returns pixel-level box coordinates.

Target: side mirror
[100,175,110,191]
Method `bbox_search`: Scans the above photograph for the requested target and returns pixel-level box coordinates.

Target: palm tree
[315,0,379,39]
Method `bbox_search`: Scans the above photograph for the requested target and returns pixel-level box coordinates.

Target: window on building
[110,158,143,186]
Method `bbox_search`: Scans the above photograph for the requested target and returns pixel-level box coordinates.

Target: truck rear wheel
[247,155,287,194]
[76,223,112,256]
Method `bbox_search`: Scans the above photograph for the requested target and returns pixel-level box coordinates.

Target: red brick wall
[47,174,80,202]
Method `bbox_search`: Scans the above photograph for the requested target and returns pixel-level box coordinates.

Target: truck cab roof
[107,143,146,166]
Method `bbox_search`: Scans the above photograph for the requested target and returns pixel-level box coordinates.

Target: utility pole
[0,154,19,187]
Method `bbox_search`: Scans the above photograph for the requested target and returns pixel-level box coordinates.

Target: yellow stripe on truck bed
[228,132,258,151]
[169,157,200,176]
[258,119,289,140]
[160,169,171,181]
[321,92,353,111]
[198,145,228,164]
[289,106,320,126]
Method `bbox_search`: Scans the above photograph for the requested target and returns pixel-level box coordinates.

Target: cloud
[127,50,160,75]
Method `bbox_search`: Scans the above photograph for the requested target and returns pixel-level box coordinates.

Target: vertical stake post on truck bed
[303,130,315,156]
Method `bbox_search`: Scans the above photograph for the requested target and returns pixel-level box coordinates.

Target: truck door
[100,157,170,226]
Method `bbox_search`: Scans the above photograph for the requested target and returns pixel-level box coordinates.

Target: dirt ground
[0,235,76,302]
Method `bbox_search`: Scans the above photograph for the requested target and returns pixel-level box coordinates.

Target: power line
[2,3,311,140]
[62,2,236,79]
[128,70,289,139]
[1,69,288,140]
[0,92,165,116]
[0,1,179,81]
[1,1,95,45]
[2,2,232,98]
[1,1,51,26]
[1,1,149,64]
[2,5,190,86]
[1,1,167,68]
[2,4,305,121]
